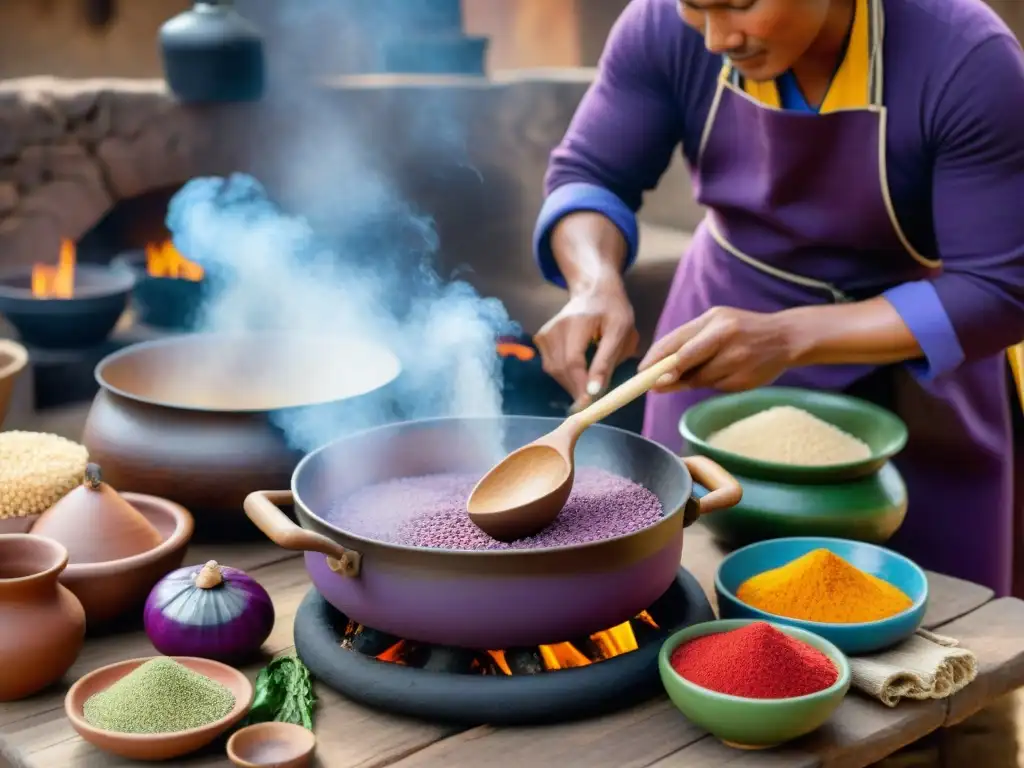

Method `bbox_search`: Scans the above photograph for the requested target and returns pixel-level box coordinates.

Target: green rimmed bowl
[680,387,909,547]
[680,387,908,483]
[658,619,851,750]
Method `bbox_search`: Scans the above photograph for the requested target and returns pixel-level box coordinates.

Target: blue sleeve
[882,280,966,381]
[532,183,640,289]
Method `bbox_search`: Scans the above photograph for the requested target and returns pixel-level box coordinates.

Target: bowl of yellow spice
[716,537,928,654]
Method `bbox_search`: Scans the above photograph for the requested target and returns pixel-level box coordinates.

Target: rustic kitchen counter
[2,525,1022,768]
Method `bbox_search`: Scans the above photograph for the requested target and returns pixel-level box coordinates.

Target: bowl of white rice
[680,387,907,484]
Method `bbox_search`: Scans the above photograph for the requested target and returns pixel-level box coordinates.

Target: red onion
[144,560,275,663]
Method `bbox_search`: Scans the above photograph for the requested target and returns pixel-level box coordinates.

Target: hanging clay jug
[0,534,86,701]
[31,464,163,564]
[159,0,265,103]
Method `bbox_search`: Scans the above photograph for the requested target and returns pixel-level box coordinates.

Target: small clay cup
[0,534,86,701]
[48,493,195,626]
[227,722,317,768]
[65,656,254,761]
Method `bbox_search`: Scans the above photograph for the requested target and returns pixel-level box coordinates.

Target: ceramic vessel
[227,722,316,768]
[82,334,402,516]
[0,534,86,701]
[31,464,163,563]
[680,387,910,547]
[65,656,253,761]
[50,493,195,626]
[716,537,928,654]
[159,0,265,103]
[659,619,850,749]
[0,338,28,428]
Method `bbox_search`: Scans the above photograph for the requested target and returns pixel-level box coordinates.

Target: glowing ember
[145,240,204,281]
[31,239,76,299]
[496,341,536,362]
[342,611,660,675]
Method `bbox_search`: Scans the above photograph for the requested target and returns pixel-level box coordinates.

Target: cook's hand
[638,307,802,393]
[534,277,639,408]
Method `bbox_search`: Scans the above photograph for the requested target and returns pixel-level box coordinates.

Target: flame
[351,610,660,675]
[496,341,536,362]
[145,240,204,281]
[31,239,76,299]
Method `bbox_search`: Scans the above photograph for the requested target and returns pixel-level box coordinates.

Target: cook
[531,0,1024,594]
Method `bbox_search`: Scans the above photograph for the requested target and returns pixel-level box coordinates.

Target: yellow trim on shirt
[741,0,871,113]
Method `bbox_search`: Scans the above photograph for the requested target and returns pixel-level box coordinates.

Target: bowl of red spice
[715,537,928,654]
[659,619,850,750]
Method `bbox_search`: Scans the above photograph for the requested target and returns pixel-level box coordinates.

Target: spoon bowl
[467,354,682,541]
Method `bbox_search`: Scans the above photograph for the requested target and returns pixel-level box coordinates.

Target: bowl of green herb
[65,656,253,761]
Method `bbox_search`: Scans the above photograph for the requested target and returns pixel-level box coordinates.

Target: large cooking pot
[244,415,742,649]
[82,333,401,514]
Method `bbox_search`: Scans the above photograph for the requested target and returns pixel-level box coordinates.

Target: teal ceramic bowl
[716,537,928,655]
[680,387,908,483]
[659,619,851,749]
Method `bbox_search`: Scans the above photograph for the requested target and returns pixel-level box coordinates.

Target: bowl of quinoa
[65,656,253,760]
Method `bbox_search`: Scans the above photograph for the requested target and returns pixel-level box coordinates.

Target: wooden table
[3,525,1023,768]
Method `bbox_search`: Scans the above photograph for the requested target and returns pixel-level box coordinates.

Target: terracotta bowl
[0,338,28,427]
[65,656,253,761]
[46,493,194,626]
[227,722,317,768]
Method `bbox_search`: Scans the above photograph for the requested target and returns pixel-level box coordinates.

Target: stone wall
[0,72,691,343]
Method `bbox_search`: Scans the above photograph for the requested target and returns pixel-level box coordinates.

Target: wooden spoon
[467,354,682,541]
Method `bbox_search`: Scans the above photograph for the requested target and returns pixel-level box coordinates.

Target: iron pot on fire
[82,333,401,516]
[244,416,742,649]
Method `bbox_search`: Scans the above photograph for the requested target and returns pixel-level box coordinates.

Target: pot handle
[681,456,742,523]
[244,491,362,577]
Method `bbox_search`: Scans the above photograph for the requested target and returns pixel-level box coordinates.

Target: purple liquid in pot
[327,467,664,551]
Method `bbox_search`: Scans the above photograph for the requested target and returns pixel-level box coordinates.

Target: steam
[166,173,513,454]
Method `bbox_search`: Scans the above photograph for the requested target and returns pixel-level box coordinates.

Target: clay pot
[32,464,163,564]
[0,339,28,428]
[82,334,401,515]
[0,534,86,701]
[53,492,194,627]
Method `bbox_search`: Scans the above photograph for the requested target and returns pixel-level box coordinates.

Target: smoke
[167,173,513,454]
[163,1,515,455]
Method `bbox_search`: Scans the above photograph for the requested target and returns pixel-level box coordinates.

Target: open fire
[29,239,204,301]
[31,240,76,299]
[145,240,204,281]
[341,612,662,675]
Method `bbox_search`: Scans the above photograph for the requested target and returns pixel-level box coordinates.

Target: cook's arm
[783,34,1024,375]
[533,0,687,290]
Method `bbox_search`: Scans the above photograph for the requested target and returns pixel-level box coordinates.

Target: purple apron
[643,34,1015,594]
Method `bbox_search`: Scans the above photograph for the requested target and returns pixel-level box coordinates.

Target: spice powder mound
[670,622,839,699]
[736,549,914,624]
[83,658,235,734]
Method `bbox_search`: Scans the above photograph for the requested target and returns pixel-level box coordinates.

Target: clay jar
[0,534,86,701]
[32,463,163,564]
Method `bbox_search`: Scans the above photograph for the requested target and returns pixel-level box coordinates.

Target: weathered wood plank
[181,542,300,574]
[939,598,1024,726]
[652,698,945,768]
[388,699,705,768]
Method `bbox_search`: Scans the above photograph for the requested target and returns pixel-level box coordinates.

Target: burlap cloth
[848,628,977,707]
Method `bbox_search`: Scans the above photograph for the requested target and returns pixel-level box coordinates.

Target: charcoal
[349,625,402,656]
[505,647,545,675]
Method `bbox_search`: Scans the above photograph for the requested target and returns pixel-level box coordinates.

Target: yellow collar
[737,0,878,113]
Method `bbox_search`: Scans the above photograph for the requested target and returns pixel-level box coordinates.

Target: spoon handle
[568,354,681,430]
